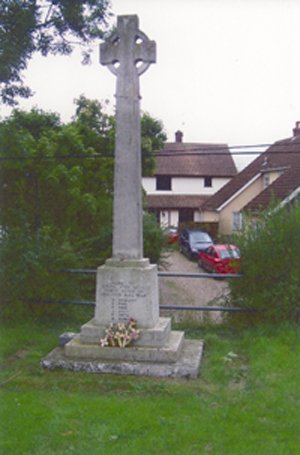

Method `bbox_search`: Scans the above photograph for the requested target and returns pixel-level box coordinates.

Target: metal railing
[31,268,254,313]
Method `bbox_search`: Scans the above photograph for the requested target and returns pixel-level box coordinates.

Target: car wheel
[198,258,202,269]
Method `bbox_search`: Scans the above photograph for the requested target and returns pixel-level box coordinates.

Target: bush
[228,203,300,323]
[143,212,167,264]
[0,226,82,319]
[0,214,167,320]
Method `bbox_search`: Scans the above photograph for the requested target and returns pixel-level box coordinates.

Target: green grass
[1,313,300,454]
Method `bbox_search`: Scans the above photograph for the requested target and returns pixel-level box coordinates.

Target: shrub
[143,212,167,264]
[228,203,300,323]
[0,226,82,319]
[0,214,167,320]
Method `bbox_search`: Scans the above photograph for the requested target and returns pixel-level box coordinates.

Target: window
[179,209,194,223]
[204,176,212,188]
[156,175,171,190]
[219,247,240,259]
[190,232,212,243]
[233,212,243,231]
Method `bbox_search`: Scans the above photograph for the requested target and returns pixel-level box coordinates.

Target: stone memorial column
[92,15,160,330]
[101,15,156,260]
[42,15,203,378]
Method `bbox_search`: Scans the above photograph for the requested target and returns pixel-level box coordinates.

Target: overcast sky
[1,0,300,168]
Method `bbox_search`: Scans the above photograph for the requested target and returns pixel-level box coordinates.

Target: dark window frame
[204,176,212,188]
[156,175,172,191]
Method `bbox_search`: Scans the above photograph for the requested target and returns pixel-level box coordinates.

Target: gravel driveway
[159,250,229,323]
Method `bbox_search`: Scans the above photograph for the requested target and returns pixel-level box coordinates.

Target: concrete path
[159,251,229,323]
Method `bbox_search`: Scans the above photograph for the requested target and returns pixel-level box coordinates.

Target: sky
[1,0,300,169]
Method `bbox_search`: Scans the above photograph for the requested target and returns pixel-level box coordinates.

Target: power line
[156,143,270,153]
[1,141,300,161]
[0,153,113,161]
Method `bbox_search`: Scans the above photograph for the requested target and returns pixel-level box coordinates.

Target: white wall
[194,210,204,222]
[142,177,156,193]
[160,210,179,227]
[142,176,230,195]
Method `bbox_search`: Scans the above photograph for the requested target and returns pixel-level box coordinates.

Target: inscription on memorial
[103,281,148,323]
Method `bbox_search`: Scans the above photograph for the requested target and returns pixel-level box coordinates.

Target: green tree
[0,104,167,313]
[72,95,167,176]
[72,95,115,160]
[0,0,111,105]
[0,106,114,315]
[141,112,167,176]
[0,107,114,260]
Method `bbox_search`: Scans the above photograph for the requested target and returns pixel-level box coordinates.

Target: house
[200,122,300,235]
[142,131,237,227]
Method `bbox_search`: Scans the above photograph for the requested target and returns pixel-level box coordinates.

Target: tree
[72,94,115,158]
[0,0,111,105]
[0,105,114,314]
[141,112,167,176]
[0,101,166,259]
[0,107,114,258]
[0,103,167,313]
[72,95,167,176]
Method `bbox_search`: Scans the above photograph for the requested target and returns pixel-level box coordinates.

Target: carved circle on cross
[106,30,153,77]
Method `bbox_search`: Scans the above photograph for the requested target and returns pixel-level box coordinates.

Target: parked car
[165,226,179,244]
[198,244,241,274]
[179,229,213,260]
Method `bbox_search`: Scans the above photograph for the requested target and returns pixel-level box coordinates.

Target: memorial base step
[41,339,204,379]
[80,317,171,348]
[65,330,184,363]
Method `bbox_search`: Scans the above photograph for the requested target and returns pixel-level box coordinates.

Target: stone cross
[100,15,156,260]
[42,16,203,379]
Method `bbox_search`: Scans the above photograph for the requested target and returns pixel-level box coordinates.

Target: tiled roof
[202,134,300,211]
[244,166,300,211]
[146,194,210,209]
[154,142,237,177]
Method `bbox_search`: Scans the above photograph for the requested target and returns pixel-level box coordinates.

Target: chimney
[175,130,183,143]
[293,121,300,137]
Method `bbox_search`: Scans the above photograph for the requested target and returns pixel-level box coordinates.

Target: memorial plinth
[41,15,203,378]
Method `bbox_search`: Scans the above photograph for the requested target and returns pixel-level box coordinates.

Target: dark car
[199,244,241,274]
[179,229,213,260]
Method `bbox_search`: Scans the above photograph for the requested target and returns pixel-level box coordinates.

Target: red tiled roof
[202,135,300,211]
[146,194,210,209]
[154,142,237,177]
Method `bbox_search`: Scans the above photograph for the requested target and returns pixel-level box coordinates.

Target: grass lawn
[1,309,300,454]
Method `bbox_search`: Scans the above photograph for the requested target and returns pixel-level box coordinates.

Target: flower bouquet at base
[100,318,140,348]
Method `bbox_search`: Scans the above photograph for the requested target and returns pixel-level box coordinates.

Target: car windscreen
[190,232,211,243]
[219,248,240,259]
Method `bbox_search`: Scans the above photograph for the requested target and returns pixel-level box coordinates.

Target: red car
[198,244,241,274]
[165,226,179,244]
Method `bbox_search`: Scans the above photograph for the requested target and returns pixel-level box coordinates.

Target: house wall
[142,176,230,195]
[268,170,282,186]
[194,210,202,222]
[142,177,156,193]
[160,210,179,227]
[199,210,219,223]
[172,177,229,194]
[219,170,284,234]
[218,176,264,234]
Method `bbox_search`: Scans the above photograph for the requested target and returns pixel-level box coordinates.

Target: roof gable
[244,166,300,211]
[202,135,300,211]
